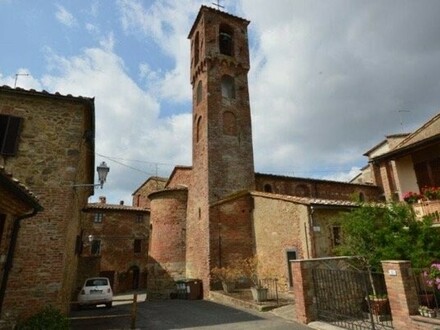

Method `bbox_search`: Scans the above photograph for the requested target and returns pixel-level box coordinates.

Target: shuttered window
[0,115,23,156]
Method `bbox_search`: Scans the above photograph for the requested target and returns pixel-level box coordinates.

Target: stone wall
[252,193,310,291]
[132,177,167,208]
[0,88,93,318]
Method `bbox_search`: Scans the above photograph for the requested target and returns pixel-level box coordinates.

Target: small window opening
[332,226,342,247]
[264,184,273,193]
[134,239,142,253]
[196,80,203,104]
[94,213,103,223]
[91,240,101,255]
[221,75,235,99]
[196,116,202,142]
[219,24,233,56]
[194,32,200,65]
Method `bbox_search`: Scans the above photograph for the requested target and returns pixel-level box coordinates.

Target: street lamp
[72,161,110,189]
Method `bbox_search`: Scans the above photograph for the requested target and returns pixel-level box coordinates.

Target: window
[222,111,237,136]
[332,226,342,247]
[136,214,144,223]
[219,24,233,56]
[264,184,273,193]
[196,116,202,143]
[94,213,103,223]
[134,239,142,253]
[194,32,200,65]
[196,80,203,105]
[221,75,235,99]
[0,114,23,156]
[91,240,101,255]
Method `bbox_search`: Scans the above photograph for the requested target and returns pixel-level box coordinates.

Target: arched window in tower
[223,111,237,136]
[219,24,233,56]
[196,116,202,142]
[221,75,235,99]
[196,80,203,104]
[194,32,200,65]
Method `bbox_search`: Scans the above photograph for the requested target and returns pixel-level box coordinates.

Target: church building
[143,5,381,298]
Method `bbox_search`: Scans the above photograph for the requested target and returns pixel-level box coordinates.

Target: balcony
[412,200,440,224]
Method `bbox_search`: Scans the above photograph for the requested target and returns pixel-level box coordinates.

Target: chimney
[120,200,124,205]
[99,196,106,204]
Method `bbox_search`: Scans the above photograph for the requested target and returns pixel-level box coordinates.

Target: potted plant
[240,256,268,302]
[419,305,436,318]
[211,263,241,293]
[367,293,389,315]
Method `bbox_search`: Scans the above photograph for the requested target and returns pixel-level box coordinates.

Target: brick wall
[256,174,382,202]
[209,193,254,271]
[147,189,187,298]
[79,203,150,294]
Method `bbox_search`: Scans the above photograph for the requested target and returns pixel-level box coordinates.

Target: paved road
[70,299,313,330]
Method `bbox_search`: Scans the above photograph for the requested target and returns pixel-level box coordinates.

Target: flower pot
[368,297,389,315]
[221,281,236,293]
[419,293,435,308]
[251,287,268,302]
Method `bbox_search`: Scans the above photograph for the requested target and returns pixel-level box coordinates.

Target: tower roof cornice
[188,5,250,39]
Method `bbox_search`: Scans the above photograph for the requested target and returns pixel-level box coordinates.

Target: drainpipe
[0,208,39,314]
[307,206,316,258]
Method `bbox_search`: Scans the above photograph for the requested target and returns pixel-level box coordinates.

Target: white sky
[1,0,440,204]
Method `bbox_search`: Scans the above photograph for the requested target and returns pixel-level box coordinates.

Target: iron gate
[312,268,393,329]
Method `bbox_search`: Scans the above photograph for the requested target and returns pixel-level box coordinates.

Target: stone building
[78,197,150,294]
[0,85,95,318]
[355,112,440,201]
[142,6,383,298]
[0,166,43,316]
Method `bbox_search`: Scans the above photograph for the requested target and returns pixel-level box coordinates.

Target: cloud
[117,0,200,103]
[38,39,191,203]
[239,0,440,180]
[55,4,77,27]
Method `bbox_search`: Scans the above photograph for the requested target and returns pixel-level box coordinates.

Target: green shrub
[17,305,69,330]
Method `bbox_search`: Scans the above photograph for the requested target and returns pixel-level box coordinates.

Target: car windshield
[85,279,108,287]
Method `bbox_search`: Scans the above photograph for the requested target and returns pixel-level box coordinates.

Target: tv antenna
[14,73,30,88]
[212,0,224,10]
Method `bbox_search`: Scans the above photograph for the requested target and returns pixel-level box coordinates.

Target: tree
[335,202,440,272]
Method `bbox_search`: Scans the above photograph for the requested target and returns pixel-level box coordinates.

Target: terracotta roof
[0,166,43,211]
[250,191,358,208]
[132,176,168,195]
[84,203,149,213]
[255,172,375,188]
[0,85,94,102]
[1,84,96,187]
[188,5,250,39]
[373,112,440,161]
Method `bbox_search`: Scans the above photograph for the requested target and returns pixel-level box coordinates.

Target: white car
[77,277,113,309]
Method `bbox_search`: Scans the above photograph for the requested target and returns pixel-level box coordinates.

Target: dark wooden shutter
[0,115,23,156]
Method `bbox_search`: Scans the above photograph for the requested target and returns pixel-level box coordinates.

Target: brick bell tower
[186,6,255,291]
